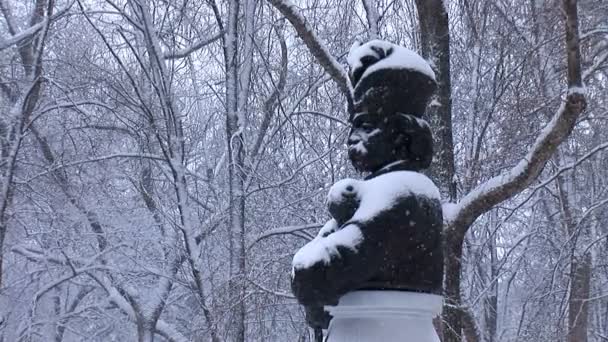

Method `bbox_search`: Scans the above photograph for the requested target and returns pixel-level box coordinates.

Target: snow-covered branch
[93,274,189,342]
[446,90,586,231]
[163,31,224,60]
[248,279,295,299]
[23,153,166,183]
[12,244,128,267]
[445,0,586,236]
[266,0,354,110]
[251,24,289,160]
[0,21,44,51]
[530,141,608,197]
[0,0,74,51]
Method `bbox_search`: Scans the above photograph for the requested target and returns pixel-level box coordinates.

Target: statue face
[347,112,395,173]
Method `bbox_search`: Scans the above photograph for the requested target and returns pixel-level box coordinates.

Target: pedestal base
[325,291,442,342]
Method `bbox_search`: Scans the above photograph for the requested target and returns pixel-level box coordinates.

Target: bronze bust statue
[290,40,443,330]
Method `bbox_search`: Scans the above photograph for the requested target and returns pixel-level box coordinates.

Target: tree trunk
[414,1,459,340]
[0,0,53,290]
[0,220,5,290]
[568,255,591,342]
[484,235,498,342]
[444,230,465,342]
[223,0,246,340]
[556,155,591,342]
[137,319,156,342]
[415,0,585,340]
[414,0,456,202]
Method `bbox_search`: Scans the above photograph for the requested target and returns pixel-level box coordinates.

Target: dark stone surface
[327,184,360,227]
[348,112,433,173]
[352,69,436,120]
[290,41,444,330]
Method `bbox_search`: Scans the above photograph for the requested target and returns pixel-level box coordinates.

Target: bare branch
[251,24,289,160]
[248,279,295,299]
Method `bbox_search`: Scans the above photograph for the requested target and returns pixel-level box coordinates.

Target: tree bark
[361,0,380,39]
[223,0,247,340]
[484,235,498,342]
[414,0,456,202]
[568,255,591,342]
[413,1,460,340]
[0,0,52,290]
[443,230,465,342]
[556,153,591,342]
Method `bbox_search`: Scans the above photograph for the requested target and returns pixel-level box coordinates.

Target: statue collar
[365,160,415,180]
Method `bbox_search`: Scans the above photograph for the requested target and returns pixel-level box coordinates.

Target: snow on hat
[347,40,436,119]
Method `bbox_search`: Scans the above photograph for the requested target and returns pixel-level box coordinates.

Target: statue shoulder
[349,171,440,223]
[365,171,440,200]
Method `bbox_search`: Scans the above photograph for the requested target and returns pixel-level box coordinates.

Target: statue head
[348,111,434,173]
[346,40,437,173]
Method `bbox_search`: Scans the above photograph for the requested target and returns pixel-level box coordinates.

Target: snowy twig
[163,31,224,59]
[91,273,189,342]
[22,153,166,183]
[12,244,128,267]
[248,279,295,299]
[250,24,289,160]
[525,142,608,201]
[248,223,323,249]
[246,147,335,196]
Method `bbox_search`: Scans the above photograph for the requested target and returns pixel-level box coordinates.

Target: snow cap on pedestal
[347,40,436,119]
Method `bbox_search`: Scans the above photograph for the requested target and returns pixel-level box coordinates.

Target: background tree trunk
[568,255,591,342]
[414,0,456,202]
[223,0,247,340]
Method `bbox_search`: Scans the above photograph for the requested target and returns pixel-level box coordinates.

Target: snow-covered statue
[290,40,444,336]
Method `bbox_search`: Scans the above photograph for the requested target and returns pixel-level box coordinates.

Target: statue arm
[291,220,383,329]
[291,220,382,306]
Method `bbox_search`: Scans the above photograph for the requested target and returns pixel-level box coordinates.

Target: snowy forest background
[0,0,607,341]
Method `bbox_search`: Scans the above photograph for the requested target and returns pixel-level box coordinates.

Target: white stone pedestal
[325,291,442,342]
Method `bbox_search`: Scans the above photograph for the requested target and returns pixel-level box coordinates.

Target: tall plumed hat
[347,40,437,120]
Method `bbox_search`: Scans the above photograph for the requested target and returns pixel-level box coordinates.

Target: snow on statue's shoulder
[351,171,440,222]
[347,39,436,82]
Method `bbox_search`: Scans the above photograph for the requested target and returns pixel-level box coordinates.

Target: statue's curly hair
[385,113,434,171]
